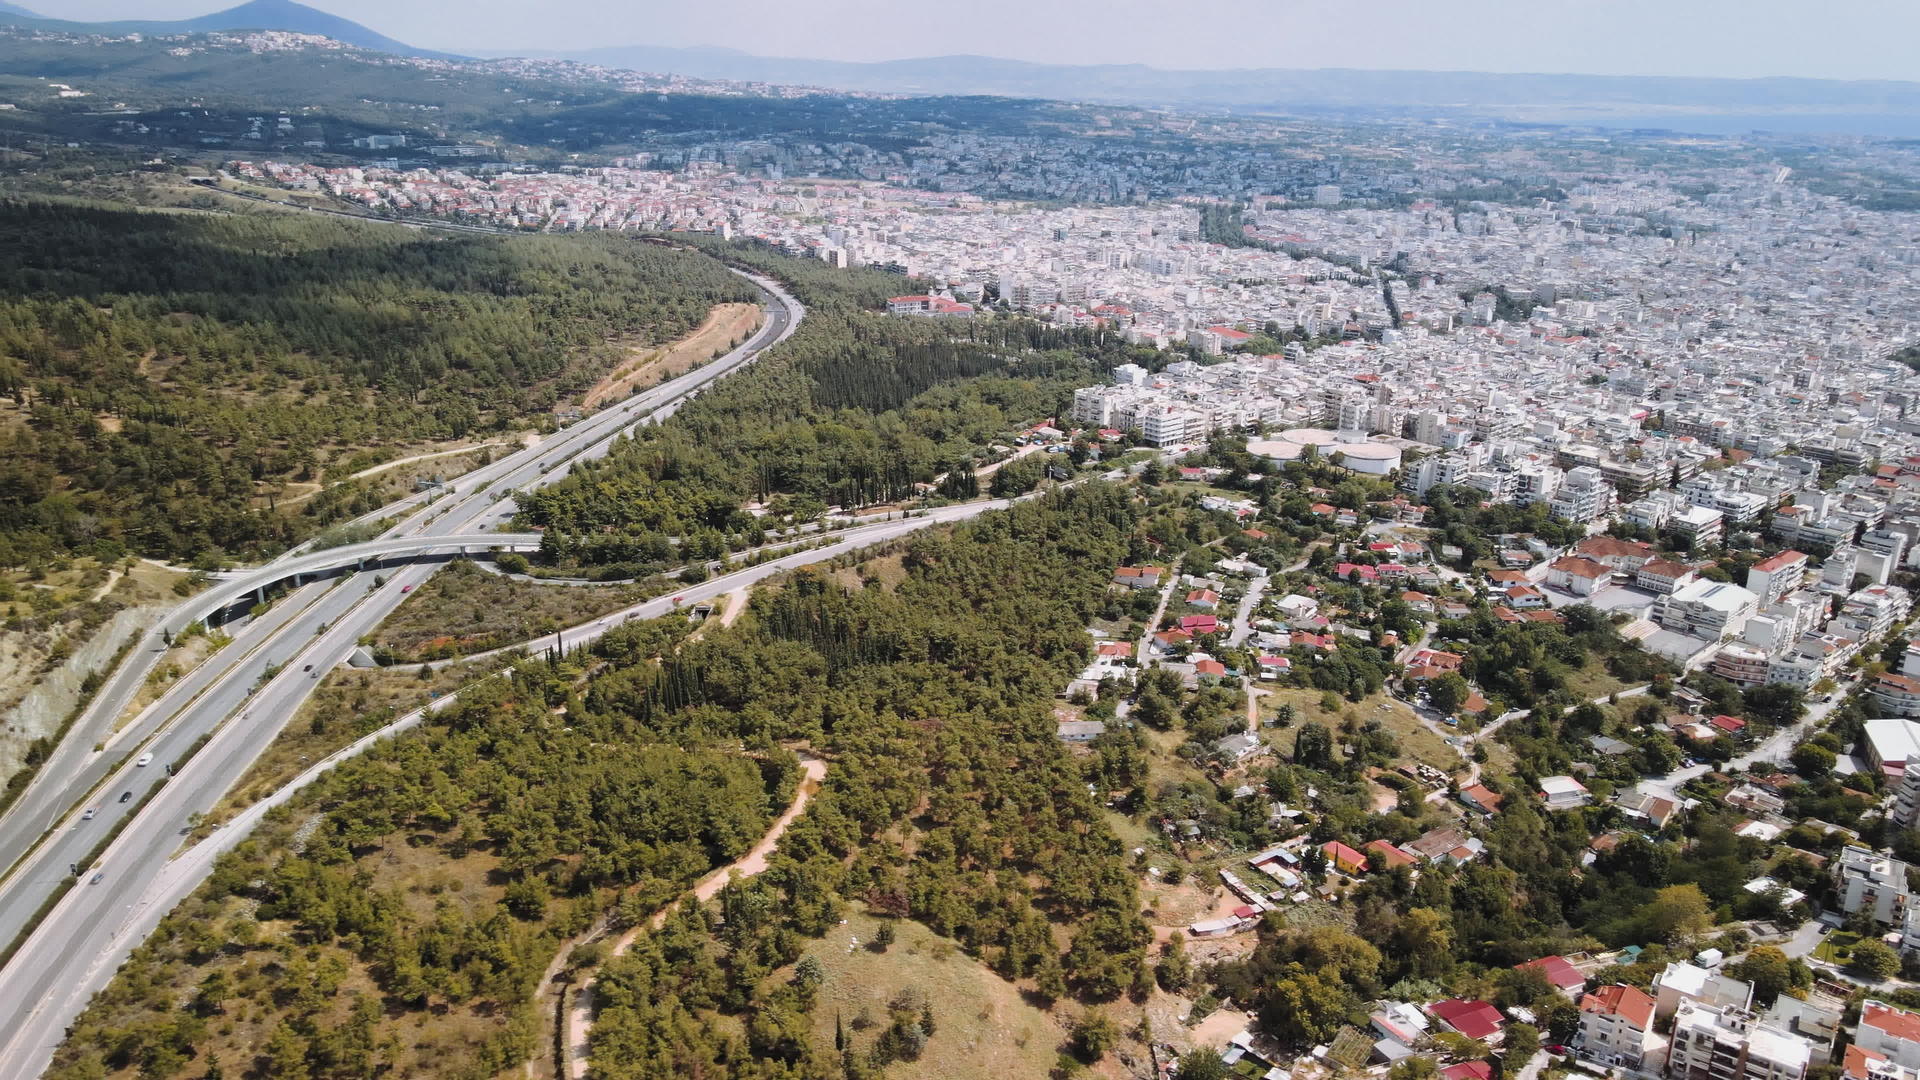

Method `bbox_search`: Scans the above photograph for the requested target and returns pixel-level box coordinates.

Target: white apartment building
[1746,551,1810,607]
[1835,845,1913,926]
[1549,466,1614,523]
[1840,584,1912,643]
[1874,676,1920,721]
[1666,1003,1812,1080]
[1657,580,1760,641]
[1653,961,1754,1020]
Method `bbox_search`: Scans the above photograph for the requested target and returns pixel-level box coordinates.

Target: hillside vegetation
[0,200,755,564]
[46,483,1151,1079]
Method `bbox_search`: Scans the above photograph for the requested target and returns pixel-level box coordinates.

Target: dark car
[118,791,133,803]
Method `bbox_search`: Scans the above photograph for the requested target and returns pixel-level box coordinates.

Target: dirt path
[581,302,761,410]
[339,441,515,482]
[717,588,750,628]
[87,569,122,603]
[559,755,828,1078]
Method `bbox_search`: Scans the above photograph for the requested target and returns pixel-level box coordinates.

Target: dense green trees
[47,672,789,1080]
[517,309,1101,567]
[583,485,1153,1073]
[0,200,755,564]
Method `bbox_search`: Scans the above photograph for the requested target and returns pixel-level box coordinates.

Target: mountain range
[0,0,454,59]
[7,1,1920,136]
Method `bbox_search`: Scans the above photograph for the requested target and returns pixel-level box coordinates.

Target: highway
[0,269,802,1079]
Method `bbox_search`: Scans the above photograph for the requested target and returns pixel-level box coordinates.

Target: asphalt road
[0,271,802,1078]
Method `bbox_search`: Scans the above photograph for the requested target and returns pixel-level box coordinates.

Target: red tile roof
[1322,841,1368,873]
[1519,955,1586,992]
[1427,998,1504,1041]
[1581,984,1655,1029]
[1863,1001,1920,1045]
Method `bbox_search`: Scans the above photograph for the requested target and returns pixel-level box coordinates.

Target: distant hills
[506,44,1920,137]
[539,44,1920,112]
[4,0,1920,137]
[0,0,456,59]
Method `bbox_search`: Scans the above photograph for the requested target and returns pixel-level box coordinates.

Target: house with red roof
[1460,783,1505,815]
[1504,585,1548,609]
[1518,955,1588,996]
[1186,588,1220,610]
[1366,839,1417,870]
[1577,984,1656,1069]
[1112,566,1165,590]
[1322,840,1368,875]
[1710,714,1748,735]
[1426,998,1505,1043]
[1178,614,1220,635]
[1442,1063,1493,1080]
[1194,659,1229,682]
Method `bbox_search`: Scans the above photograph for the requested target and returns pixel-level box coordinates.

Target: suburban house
[1366,839,1418,871]
[1518,955,1590,997]
[1113,565,1165,590]
[1540,775,1592,809]
[1056,720,1107,743]
[1186,588,1220,610]
[1323,840,1369,875]
[1426,998,1505,1044]
[1460,783,1505,815]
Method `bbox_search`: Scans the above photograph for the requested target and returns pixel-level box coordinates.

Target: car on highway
[135,753,153,767]
[118,791,132,803]
[401,584,413,592]
[88,872,103,885]
[302,663,313,672]
[82,808,96,821]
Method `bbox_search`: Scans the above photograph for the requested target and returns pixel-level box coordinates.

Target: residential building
[1874,677,1920,721]
[1747,551,1810,607]
[1519,956,1590,997]
[1713,643,1775,688]
[1579,984,1658,1070]
[1427,998,1505,1044]
[1550,466,1615,523]
[1657,580,1761,640]
[1835,845,1913,926]
[1666,1002,1812,1080]
[1540,775,1592,809]
[1859,1001,1920,1071]
[1652,961,1754,1020]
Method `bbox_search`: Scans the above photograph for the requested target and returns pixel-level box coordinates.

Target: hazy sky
[47,0,1920,81]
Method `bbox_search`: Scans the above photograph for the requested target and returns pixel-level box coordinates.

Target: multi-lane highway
[0,270,803,1079]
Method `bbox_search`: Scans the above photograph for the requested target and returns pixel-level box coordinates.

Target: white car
[136,753,153,767]
[82,808,97,820]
